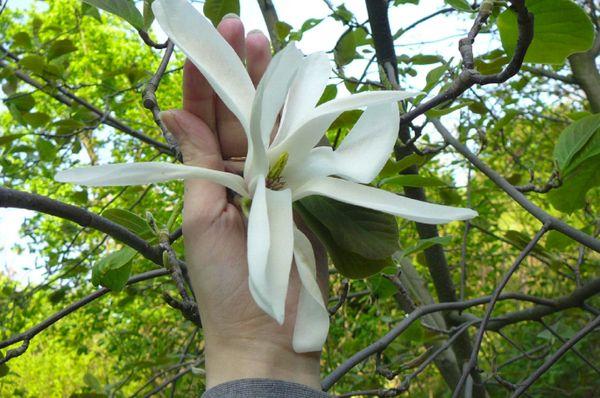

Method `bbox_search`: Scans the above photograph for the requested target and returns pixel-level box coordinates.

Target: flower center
[266,151,289,191]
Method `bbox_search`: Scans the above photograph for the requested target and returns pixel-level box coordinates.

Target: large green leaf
[102,208,154,240]
[295,199,395,279]
[553,113,600,172]
[203,0,240,26]
[299,196,399,260]
[497,0,595,65]
[82,0,144,30]
[548,154,600,213]
[91,247,136,291]
[400,236,452,257]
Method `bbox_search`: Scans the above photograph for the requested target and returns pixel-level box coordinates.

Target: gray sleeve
[201,378,330,398]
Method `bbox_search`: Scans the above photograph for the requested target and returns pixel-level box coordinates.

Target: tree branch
[0,269,169,364]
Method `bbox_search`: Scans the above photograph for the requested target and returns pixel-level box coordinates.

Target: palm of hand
[161,17,326,354]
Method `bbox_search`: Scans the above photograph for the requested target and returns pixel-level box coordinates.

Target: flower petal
[247,180,294,325]
[272,52,330,147]
[55,162,248,197]
[293,177,478,224]
[292,227,329,353]
[246,43,304,185]
[270,90,418,164]
[283,103,399,188]
[153,0,255,131]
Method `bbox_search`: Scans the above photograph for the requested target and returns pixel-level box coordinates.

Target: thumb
[160,109,229,224]
[160,109,223,170]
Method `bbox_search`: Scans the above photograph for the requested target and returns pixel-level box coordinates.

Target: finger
[246,30,272,86]
[160,110,227,224]
[182,59,216,132]
[215,16,248,159]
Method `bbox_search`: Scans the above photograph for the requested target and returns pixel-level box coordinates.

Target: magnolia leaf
[143,0,155,30]
[47,39,77,60]
[317,84,338,105]
[334,29,358,67]
[203,0,240,26]
[410,54,443,65]
[82,2,103,21]
[20,54,46,74]
[444,0,472,12]
[275,21,292,41]
[548,154,600,213]
[23,112,51,128]
[13,32,32,48]
[400,236,452,257]
[553,113,600,174]
[0,134,25,146]
[5,93,35,112]
[102,208,154,240]
[299,196,399,260]
[545,231,575,251]
[498,0,595,65]
[295,200,394,279]
[82,0,145,30]
[423,64,448,92]
[91,247,136,291]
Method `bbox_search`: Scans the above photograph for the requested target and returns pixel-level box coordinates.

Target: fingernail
[248,29,265,36]
[222,13,239,20]
[158,110,171,124]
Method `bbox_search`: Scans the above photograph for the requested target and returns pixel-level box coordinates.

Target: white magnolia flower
[55,0,477,352]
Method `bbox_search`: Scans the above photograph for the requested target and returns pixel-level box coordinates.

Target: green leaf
[497,0,595,65]
[545,231,575,250]
[334,29,358,66]
[102,208,154,240]
[380,174,447,188]
[553,113,600,173]
[82,2,103,22]
[444,0,473,12]
[53,118,86,135]
[409,54,444,65]
[23,112,51,128]
[0,352,9,378]
[47,39,77,60]
[13,32,32,49]
[317,84,337,105]
[299,196,399,260]
[143,0,155,30]
[400,236,452,257]
[423,64,448,92]
[295,199,396,279]
[5,93,35,112]
[300,18,323,33]
[0,134,25,146]
[91,247,136,291]
[275,21,292,41]
[203,0,240,26]
[378,153,432,178]
[82,0,145,30]
[548,154,600,213]
[20,55,46,74]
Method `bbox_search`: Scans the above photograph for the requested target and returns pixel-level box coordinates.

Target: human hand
[159,15,327,389]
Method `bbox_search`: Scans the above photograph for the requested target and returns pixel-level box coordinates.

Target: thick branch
[0,187,163,264]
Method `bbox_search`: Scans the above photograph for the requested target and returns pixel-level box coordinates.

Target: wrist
[204,334,322,389]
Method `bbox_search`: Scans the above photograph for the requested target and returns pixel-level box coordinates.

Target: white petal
[270,90,418,164]
[283,103,399,188]
[272,52,330,146]
[247,181,294,325]
[293,177,478,224]
[292,227,329,353]
[246,44,304,184]
[55,162,248,197]
[153,0,255,131]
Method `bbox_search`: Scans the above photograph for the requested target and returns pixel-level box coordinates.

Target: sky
[1,0,494,284]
